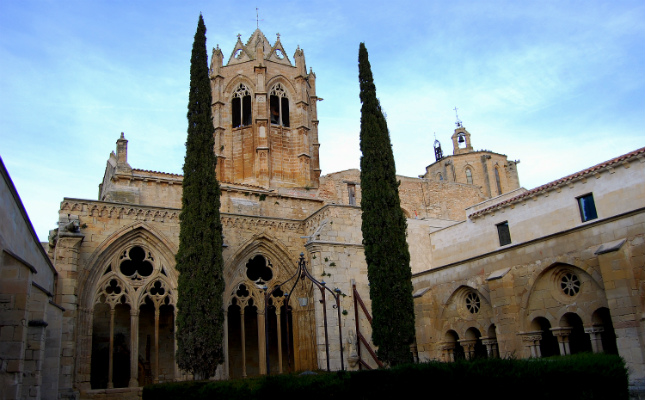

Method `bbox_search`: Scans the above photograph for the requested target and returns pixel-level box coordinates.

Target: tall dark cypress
[175,14,224,379]
[358,42,415,366]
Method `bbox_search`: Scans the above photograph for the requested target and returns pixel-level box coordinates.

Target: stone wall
[1,158,64,400]
[430,152,645,268]
[413,210,645,383]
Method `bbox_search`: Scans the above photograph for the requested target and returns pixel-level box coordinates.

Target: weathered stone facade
[2,27,644,400]
[1,157,65,400]
[413,147,645,390]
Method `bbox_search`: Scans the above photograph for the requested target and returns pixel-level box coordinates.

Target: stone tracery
[91,245,176,389]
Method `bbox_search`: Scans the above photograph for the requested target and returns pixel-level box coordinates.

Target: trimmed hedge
[144,353,628,400]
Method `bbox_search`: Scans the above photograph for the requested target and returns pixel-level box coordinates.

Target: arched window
[465,168,473,184]
[494,167,502,195]
[232,83,252,128]
[91,246,175,389]
[270,84,289,127]
[437,173,443,181]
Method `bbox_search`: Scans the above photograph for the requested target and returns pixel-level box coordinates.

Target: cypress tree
[358,42,415,366]
[175,14,224,379]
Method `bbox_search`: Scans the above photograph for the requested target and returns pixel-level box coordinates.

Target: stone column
[551,327,572,356]
[459,339,476,360]
[520,332,543,358]
[154,307,160,383]
[276,306,283,373]
[52,235,84,394]
[129,309,139,387]
[240,306,247,378]
[481,337,499,358]
[585,326,605,354]
[107,308,116,388]
[440,342,455,362]
[257,309,266,375]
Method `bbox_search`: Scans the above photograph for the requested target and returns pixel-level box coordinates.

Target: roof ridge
[469,146,645,219]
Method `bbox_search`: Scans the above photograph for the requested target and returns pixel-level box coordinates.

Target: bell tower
[209,30,321,189]
[451,107,473,155]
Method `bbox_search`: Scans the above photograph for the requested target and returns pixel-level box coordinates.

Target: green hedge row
[144,353,628,400]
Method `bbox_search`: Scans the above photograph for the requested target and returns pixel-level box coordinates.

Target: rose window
[560,272,581,296]
[465,292,480,314]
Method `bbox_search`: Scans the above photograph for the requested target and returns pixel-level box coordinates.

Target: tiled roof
[132,169,182,178]
[469,146,645,219]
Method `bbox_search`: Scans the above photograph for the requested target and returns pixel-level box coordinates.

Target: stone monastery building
[1,29,644,400]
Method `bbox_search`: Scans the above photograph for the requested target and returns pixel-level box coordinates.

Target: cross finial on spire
[276,33,280,40]
[255,8,264,29]
[454,106,463,128]
[237,33,241,41]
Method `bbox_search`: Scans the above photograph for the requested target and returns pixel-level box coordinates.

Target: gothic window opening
[91,278,131,389]
[465,168,473,185]
[437,173,443,181]
[270,84,290,127]
[232,83,252,128]
[91,245,175,389]
[577,193,598,222]
[227,271,295,378]
[246,255,273,286]
[120,246,153,279]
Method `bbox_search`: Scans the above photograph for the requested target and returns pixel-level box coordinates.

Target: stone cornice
[60,198,306,231]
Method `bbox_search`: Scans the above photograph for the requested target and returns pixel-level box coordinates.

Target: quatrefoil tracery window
[95,245,174,308]
[96,278,130,308]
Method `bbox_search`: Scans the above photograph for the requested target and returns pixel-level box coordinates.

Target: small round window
[560,272,580,296]
[465,292,480,314]
[234,49,243,59]
[275,49,284,59]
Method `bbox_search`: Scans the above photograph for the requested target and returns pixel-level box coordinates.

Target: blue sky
[1,0,644,241]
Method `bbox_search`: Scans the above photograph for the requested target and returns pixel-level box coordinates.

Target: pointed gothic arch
[223,234,316,377]
[76,223,178,390]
